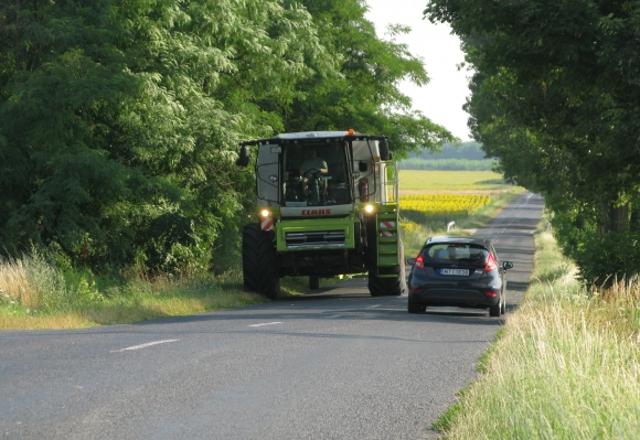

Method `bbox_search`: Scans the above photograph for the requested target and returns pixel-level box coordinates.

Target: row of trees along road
[0,1,453,275]
[427,1,640,283]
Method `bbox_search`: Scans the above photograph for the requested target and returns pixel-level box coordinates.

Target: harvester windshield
[282,141,351,207]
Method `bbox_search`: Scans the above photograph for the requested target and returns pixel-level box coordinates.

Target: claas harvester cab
[236,130,406,298]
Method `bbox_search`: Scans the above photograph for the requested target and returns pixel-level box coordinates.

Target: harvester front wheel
[368,240,407,297]
[242,224,280,299]
[368,272,402,296]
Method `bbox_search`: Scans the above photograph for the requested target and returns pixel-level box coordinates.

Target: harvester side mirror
[358,161,368,172]
[406,257,416,266]
[236,145,250,167]
[379,139,390,161]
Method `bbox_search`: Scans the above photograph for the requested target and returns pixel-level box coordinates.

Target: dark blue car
[407,236,513,317]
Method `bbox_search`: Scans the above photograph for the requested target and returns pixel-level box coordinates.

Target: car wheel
[489,300,501,317]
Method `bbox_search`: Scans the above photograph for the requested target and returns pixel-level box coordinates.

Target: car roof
[426,235,493,248]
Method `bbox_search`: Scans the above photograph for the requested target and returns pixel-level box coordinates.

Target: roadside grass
[0,254,264,329]
[432,222,640,439]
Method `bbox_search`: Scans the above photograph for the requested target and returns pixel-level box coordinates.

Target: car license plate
[439,268,469,276]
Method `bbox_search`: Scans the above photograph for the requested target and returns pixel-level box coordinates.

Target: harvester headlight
[259,208,272,218]
[363,203,376,215]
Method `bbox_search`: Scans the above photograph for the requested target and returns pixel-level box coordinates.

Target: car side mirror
[236,145,250,167]
[502,261,514,271]
[406,257,416,266]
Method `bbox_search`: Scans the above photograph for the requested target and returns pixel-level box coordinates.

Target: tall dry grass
[0,253,65,308]
[0,253,265,329]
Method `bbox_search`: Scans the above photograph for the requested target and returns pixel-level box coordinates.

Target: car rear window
[423,243,489,263]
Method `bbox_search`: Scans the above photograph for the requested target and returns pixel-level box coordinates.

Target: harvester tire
[242,223,280,299]
[368,239,407,297]
[368,272,402,296]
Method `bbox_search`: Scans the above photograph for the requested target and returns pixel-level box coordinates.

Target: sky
[365,0,473,141]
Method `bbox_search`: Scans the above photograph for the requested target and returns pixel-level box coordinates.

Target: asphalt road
[0,193,543,440]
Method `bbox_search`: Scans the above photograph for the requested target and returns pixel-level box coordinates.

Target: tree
[286,0,453,155]
[0,0,330,272]
[426,0,640,282]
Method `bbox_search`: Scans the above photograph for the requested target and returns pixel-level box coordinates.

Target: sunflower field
[399,193,497,256]
[399,194,491,217]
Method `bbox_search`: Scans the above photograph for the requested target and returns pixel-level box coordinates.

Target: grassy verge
[433,222,640,439]
[0,253,264,330]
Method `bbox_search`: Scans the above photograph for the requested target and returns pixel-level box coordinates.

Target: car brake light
[484,253,497,272]
[484,289,498,298]
[415,255,425,269]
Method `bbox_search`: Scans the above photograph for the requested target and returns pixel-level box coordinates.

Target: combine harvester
[236,129,405,298]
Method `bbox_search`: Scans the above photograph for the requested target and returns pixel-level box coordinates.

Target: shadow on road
[11,292,506,338]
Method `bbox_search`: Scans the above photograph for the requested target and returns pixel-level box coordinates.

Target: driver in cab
[301,148,328,176]
[300,148,329,203]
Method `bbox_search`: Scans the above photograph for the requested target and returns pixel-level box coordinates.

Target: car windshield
[424,243,489,263]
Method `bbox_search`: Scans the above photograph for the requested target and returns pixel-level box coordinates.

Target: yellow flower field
[400,194,491,216]
[396,170,524,256]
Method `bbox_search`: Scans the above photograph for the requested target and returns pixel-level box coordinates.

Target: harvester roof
[241,130,386,146]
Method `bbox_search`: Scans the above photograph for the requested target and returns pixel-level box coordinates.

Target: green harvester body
[237,131,405,298]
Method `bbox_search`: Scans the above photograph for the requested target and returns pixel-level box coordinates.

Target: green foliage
[426,0,640,282]
[551,208,640,285]
[286,0,454,155]
[0,1,450,276]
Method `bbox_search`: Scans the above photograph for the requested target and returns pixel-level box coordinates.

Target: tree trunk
[630,205,640,231]
[609,203,630,233]
[598,202,631,235]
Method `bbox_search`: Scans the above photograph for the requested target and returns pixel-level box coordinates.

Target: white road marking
[110,339,179,353]
[249,321,283,328]
[366,304,381,309]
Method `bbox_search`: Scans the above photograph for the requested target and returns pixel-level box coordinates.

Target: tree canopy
[427,0,640,282]
[0,0,451,273]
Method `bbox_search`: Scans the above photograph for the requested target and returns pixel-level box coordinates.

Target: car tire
[489,299,501,317]
[309,276,320,290]
[408,296,426,314]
